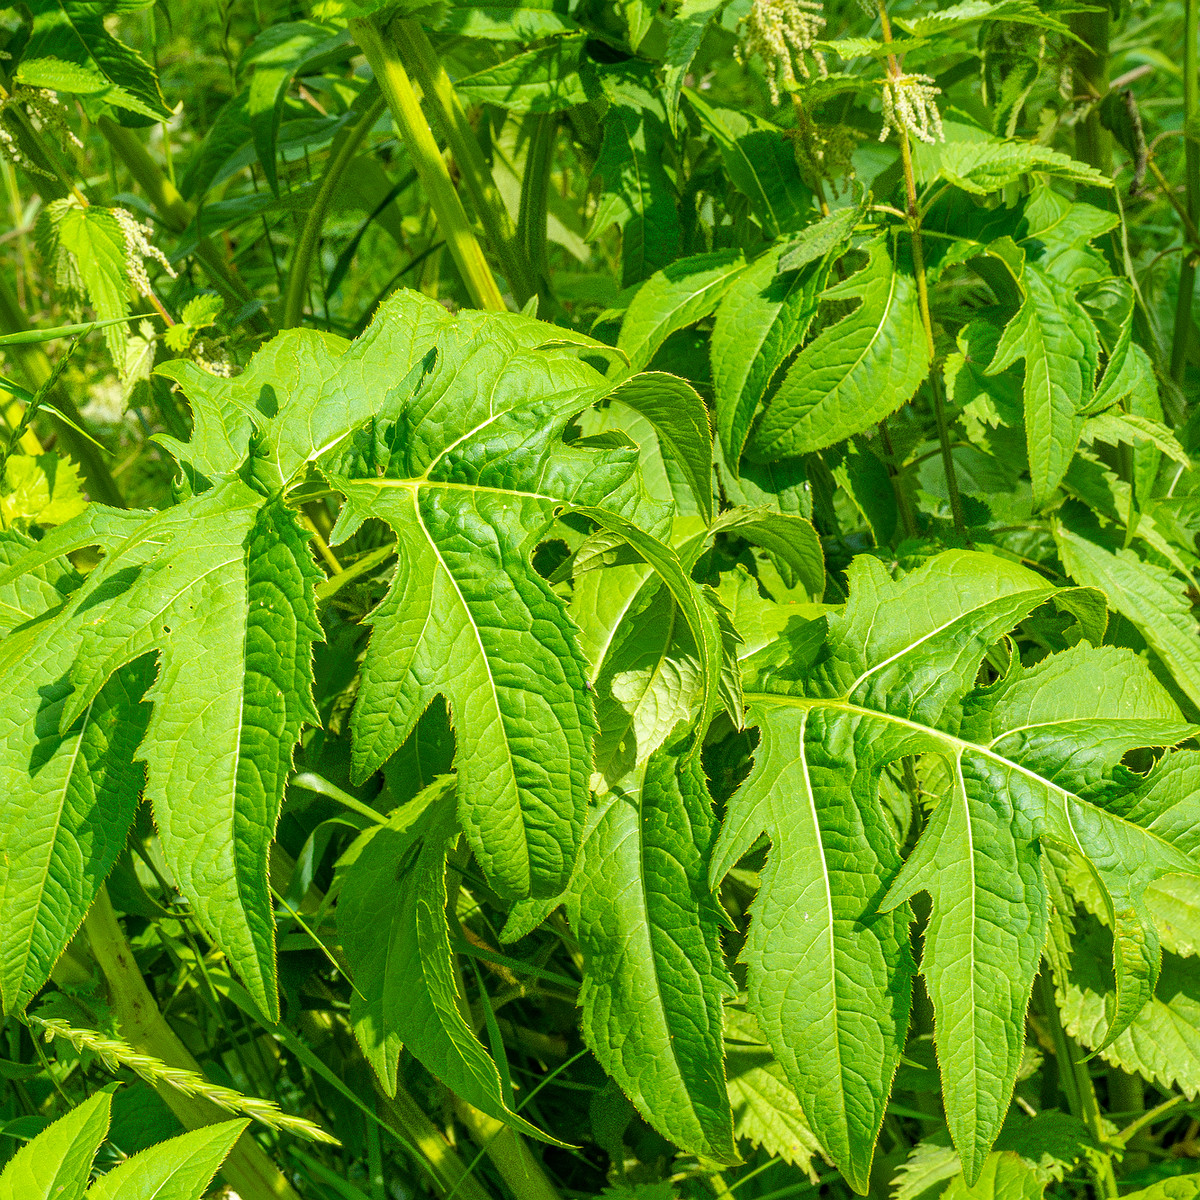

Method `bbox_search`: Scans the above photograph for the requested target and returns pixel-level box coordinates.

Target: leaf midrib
[742,692,1190,864]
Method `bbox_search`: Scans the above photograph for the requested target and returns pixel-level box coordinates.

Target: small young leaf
[0,1091,110,1200]
[85,1119,248,1200]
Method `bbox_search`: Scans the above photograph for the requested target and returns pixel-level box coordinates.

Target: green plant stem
[387,17,536,307]
[378,1087,496,1200]
[1034,973,1119,1200]
[350,18,507,313]
[282,89,388,329]
[0,277,124,507]
[82,886,304,1200]
[1070,9,1114,183]
[451,1098,563,1200]
[1172,0,1200,383]
[518,112,556,303]
[877,0,967,542]
[96,116,269,331]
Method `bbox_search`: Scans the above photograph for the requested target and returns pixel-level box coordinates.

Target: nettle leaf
[1056,913,1200,1099]
[18,0,172,125]
[987,260,1099,509]
[455,34,599,113]
[617,250,747,374]
[894,0,1075,38]
[685,89,810,238]
[240,20,348,195]
[935,140,1110,196]
[724,1007,823,1175]
[711,230,845,468]
[745,235,930,462]
[338,778,552,1136]
[569,742,737,1162]
[589,71,681,286]
[712,550,1199,1188]
[0,1090,110,1200]
[1054,524,1200,713]
[662,0,725,132]
[85,1118,247,1200]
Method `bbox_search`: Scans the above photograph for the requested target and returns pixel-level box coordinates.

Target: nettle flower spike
[0,85,82,178]
[736,0,828,106]
[880,72,945,144]
[112,206,177,298]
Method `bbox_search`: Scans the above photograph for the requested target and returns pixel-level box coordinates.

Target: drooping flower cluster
[879,72,945,144]
[878,72,940,144]
[112,206,177,297]
[0,85,83,178]
[736,0,828,106]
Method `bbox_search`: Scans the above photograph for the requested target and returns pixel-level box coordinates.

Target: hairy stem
[878,0,967,541]
[350,18,507,312]
[283,89,388,329]
[388,18,535,306]
[1172,0,1200,382]
[379,1087,496,1200]
[1070,9,1114,184]
[451,1098,563,1200]
[518,112,557,305]
[0,277,125,507]
[83,887,304,1200]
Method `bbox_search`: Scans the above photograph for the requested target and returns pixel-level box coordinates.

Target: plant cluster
[0,2,1199,1200]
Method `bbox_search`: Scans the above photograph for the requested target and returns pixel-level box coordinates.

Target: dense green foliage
[1,1,1200,1199]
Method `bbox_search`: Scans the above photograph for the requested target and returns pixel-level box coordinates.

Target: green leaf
[0,490,323,1019]
[709,507,825,600]
[940,1153,1045,1200]
[894,0,1075,38]
[1054,525,1200,713]
[711,240,838,468]
[603,373,714,521]
[724,1008,823,1174]
[988,262,1099,509]
[662,0,724,132]
[1121,1175,1200,1200]
[18,0,172,124]
[1056,913,1200,1100]
[338,778,551,1138]
[455,35,598,113]
[936,141,1110,196]
[746,236,930,462]
[684,89,810,237]
[570,743,736,1162]
[0,1091,110,1200]
[240,21,347,195]
[438,0,581,40]
[713,550,1199,1187]
[85,1119,247,1200]
[317,304,664,900]
[39,200,132,376]
[589,74,681,287]
[617,250,746,374]
[1,453,87,528]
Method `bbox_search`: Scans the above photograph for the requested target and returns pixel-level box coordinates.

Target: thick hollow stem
[350,18,507,312]
[83,887,304,1200]
[1172,0,1200,382]
[388,18,535,306]
[282,90,388,329]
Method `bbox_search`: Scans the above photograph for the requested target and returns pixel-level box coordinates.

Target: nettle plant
[1,0,1200,1199]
